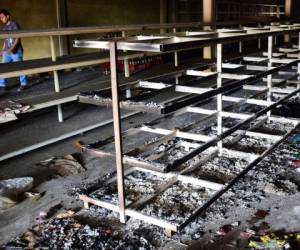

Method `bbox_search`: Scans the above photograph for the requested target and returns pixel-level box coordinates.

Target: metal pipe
[55,0,66,56]
[203,0,215,59]
[297,32,300,97]
[217,43,222,149]
[122,31,130,78]
[298,32,300,77]
[267,36,273,118]
[239,24,243,53]
[173,28,178,67]
[284,0,292,42]
[160,0,167,34]
[50,35,63,122]
[109,42,126,223]
[124,59,130,77]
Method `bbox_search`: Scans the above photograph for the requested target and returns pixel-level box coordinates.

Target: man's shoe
[17,86,27,92]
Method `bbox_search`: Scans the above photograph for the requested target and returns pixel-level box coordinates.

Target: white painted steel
[267,35,273,119]
[186,70,217,77]
[139,81,172,89]
[50,35,63,122]
[217,43,222,149]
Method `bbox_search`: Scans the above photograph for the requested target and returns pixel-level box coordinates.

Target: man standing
[0,9,27,91]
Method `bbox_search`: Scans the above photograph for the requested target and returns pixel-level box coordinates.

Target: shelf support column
[203,0,216,59]
[109,41,126,223]
[173,28,179,67]
[284,0,292,42]
[160,0,167,34]
[217,43,223,150]
[55,0,69,56]
[297,32,300,95]
[239,24,243,53]
[267,36,273,118]
[50,35,63,122]
[258,23,262,49]
[122,31,130,78]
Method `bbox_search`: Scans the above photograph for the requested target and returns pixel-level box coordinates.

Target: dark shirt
[3,21,23,53]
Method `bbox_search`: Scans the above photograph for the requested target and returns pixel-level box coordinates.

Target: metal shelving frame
[74,23,300,234]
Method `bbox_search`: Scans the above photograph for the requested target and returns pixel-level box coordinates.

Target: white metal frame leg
[267,36,273,118]
[258,24,262,49]
[217,43,223,149]
[50,35,63,122]
[298,32,300,95]
[110,41,126,223]
[122,31,130,78]
[239,24,243,53]
[124,59,130,77]
[173,28,178,67]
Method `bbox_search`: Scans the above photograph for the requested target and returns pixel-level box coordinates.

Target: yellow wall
[67,0,160,54]
[68,0,159,26]
[0,0,160,60]
[0,0,57,60]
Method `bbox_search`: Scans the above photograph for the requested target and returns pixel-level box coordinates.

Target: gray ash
[6,218,155,250]
[91,170,167,206]
[141,182,215,224]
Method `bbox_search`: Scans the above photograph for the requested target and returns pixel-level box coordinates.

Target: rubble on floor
[0,177,34,211]
[1,112,300,248]
[0,177,34,198]
[4,208,164,249]
[38,154,85,177]
[0,100,30,123]
[188,194,300,250]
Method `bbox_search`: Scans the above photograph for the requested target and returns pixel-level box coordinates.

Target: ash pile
[4,209,165,249]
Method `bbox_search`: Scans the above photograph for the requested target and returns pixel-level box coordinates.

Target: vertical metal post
[284,0,292,42]
[109,41,126,223]
[239,41,242,53]
[258,39,261,49]
[124,59,130,77]
[50,35,63,122]
[276,5,280,19]
[174,50,178,67]
[258,23,262,49]
[239,24,242,53]
[203,0,216,59]
[267,36,273,118]
[297,32,300,94]
[298,32,300,76]
[175,74,179,85]
[122,31,130,78]
[55,0,68,56]
[160,0,167,34]
[126,89,132,98]
[217,43,223,149]
[173,28,178,67]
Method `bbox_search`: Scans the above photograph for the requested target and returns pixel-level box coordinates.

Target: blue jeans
[0,51,27,87]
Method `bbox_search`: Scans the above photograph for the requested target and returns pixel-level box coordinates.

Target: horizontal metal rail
[74,23,300,52]
[0,20,287,39]
[78,58,299,114]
